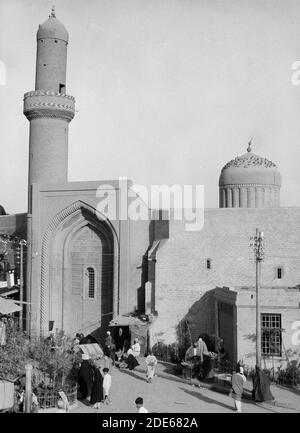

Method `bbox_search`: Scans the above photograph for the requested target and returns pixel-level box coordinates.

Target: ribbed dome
[37,8,68,42]
[218,142,282,208]
[219,151,281,188]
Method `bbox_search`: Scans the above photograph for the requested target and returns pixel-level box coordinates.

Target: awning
[79,343,103,358]
[0,286,19,297]
[0,296,22,314]
[109,314,148,327]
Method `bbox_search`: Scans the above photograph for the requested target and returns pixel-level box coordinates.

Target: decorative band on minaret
[23,8,75,211]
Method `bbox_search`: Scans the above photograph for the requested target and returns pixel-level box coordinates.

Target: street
[70,366,292,414]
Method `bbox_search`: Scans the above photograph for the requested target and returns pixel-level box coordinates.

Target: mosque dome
[219,141,281,208]
[37,7,69,43]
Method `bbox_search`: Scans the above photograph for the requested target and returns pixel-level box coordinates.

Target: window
[206,259,211,269]
[276,267,283,279]
[59,83,66,93]
[261,313,282,356]
[85,267,95,299]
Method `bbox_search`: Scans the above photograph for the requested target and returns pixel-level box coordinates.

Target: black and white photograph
[0,0,299,416]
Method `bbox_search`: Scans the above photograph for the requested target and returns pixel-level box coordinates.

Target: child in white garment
[102,367,112,404]
[135,397,148,413]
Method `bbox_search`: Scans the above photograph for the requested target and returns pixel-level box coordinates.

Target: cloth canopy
[0,296,22,314]
[109,314,148,328]
[79,343,103,358]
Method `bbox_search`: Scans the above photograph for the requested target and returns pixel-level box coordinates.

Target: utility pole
[25,363,32,413]
[19,239,27,331]
[253,228,264,368]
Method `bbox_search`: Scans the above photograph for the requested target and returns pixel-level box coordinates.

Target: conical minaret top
[35,7,69,92]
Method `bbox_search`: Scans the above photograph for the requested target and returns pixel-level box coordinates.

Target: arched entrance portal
[69,223,114,337]
[40,201,119,341]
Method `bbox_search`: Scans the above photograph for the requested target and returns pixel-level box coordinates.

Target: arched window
[276,266,283,280]
[85,267,95,299]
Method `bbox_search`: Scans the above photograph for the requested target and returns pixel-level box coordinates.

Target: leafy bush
[243,364,300,386]
[0,321,76,388]
[152,342,184,363]
[0,321,29,380]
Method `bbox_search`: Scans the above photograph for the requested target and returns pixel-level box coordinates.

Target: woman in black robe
[90,364,103,409]
[78,355,94,401]
[252,365,274,402]
[126,353,139,371]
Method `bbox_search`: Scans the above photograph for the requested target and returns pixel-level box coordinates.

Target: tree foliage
[0,322,76,388]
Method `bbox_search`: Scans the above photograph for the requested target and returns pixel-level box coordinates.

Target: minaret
[23,6,75,211]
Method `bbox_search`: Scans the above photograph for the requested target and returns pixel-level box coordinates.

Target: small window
[59,83,65,93]
[276,267,283,279]
[85,267,95,299]
[206,259,211,269]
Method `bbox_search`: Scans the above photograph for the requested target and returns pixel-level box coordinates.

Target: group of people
[77,353,112,409]
[231,363,274,413]
[75,330,159,411]
[62,329,278,414]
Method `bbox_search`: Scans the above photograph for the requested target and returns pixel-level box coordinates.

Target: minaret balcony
[23,90,75,122]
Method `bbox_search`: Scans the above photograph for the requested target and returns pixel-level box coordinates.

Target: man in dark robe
[90,363,103,409]
[78,354,94,400]
[104,331,113,357]
[252,365,274,402]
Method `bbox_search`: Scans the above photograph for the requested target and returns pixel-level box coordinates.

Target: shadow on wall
[176,289,216,351]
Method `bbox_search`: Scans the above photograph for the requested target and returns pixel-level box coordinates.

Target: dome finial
[50,5,56,18]
[247,137,253,153]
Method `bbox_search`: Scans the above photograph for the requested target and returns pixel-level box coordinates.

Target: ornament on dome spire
[50,5,56,18]
[247,138,253,153]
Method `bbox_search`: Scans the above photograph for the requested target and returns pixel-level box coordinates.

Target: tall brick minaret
[23,6,75,211]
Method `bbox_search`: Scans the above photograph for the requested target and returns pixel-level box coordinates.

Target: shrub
[0,321,76,388]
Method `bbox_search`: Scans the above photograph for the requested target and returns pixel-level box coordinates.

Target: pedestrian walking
[90,360,104,409]
[135,397,148,413]
[104,331,113,357]
[231,365,246,413]
[252,365,274,403]
[78,354,94,401]
[102,367,112,404]
[145,350,157,383]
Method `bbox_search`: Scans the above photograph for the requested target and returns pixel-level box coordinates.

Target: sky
[1,0,300,214]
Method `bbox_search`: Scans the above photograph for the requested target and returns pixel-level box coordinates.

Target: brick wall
[152,207,300,353]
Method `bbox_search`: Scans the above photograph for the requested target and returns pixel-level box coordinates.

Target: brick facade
[150,207,300,365]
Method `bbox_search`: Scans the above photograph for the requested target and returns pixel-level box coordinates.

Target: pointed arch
[40,200,119,334]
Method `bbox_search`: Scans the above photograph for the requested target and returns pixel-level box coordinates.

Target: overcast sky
[1,0,300,214]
